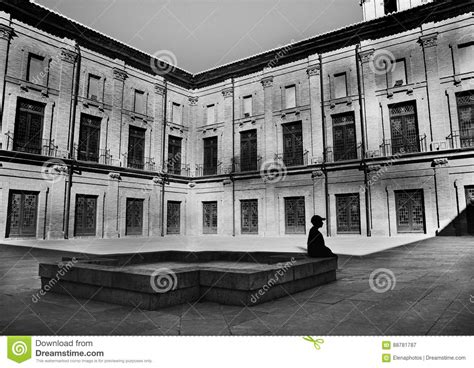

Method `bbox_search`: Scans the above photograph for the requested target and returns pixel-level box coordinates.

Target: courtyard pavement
[0,236,473,335]
[0,234,431,256]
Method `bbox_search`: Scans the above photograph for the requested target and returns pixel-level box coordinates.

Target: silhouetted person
[307,215,337,258]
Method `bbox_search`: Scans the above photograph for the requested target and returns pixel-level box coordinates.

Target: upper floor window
[206,104,216,124]
[333,72,348,99]
[27,54,45,85]
[243,95,252,117]
[384,0,397,14]
[13,98,45,154]
[172,102,182,124]
[87,74,101,101]
[134,90,145,115]
[127,126,146,169]
[389,101,420,154]
[78,114,101,162]
[332,112,357,162]
[285,85,296,109]
[390,59,407,87]
[458,42,474,75]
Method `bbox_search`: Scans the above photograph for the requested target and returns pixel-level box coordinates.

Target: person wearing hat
[307,215,337,258]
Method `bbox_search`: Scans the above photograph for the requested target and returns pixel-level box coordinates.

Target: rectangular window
[13,98,45,154]
[395,190,425,233]
[206,104,216,124]
[243,95,252,117]
[203,201,218,234]
[167,135,182,174]
[78,114,101,162]
[126,198,144,235]
[241,199,258,234]
[458,42,474,75]
[203,136,218,175]
[167,201,181,234]
[332,112,357,161]
[240,129,258,171]
[456,92,474,148]
[88,74,101,101]
[285,197,306,234]
[127,126,146,169]
[134,90,145,114]
[336,194,361,234]
[172,102,182,124]
[390,59,407,87]
[389,101,420,154]
[74,195,97,236]
[6,190,38,238]
[282,121,304,166]
[285,85,296,109]
[333,72,347,99]
[27,54,45,85]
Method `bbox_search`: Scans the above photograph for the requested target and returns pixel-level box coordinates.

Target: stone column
[188,96,199,176]
[359,48,381,154]
[261,74,274,162]
[221,84,234,171]
[311,170,327,235]
[55,47,78,152]
[153,81,165,170]
[432,158,452,234]
[104,172,121,238]
[110,67,127,162]
[0,23,13,128]
[307,61,323,161]
[419,33,445,144]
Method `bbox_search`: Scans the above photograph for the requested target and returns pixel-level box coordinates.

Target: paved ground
[0,234,431,256]
[0,236,473,335]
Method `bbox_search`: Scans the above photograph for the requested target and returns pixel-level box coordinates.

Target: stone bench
[38,251,337,309]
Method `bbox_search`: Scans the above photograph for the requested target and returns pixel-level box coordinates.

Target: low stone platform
[38,251,337,309]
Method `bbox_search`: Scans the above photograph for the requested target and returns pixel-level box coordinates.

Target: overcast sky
[35,0,362,73]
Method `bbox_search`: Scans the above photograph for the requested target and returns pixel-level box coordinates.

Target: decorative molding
[432,158,448,167]
[221,87,233,98]
[154,83,165,95]
[188,181,196,188]
[188,96,199,106]
[419,33,438,48]
[311,170,324,178]
[0,24,14,41]
[358,49,374,63]
[113,68,128,82]
[306,65,321,77]
[222,178,232,185]
[367,165,382,173]
[108,172,121,180]
[152,176,163,184]
[261,76,274,88]
[60,48,77,63]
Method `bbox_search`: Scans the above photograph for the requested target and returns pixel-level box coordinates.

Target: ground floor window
[167,201,181,234]
[241,199,258,234]
[465,186,474,235]
[203,201,218,234]
[126,198,144,235]
[336,193,361,234]
[395,189,425,233]
[284,196,306,234]
[6,190,38,238]
[74,195,98,236]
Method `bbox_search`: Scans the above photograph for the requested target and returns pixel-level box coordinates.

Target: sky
[34,0,362,73]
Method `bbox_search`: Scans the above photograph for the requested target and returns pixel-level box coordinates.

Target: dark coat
[307,227,337,258]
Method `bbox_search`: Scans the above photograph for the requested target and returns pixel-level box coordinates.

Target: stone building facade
[0,0,472,241]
